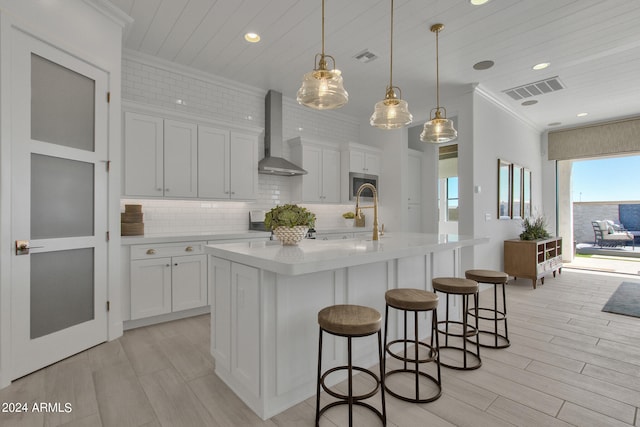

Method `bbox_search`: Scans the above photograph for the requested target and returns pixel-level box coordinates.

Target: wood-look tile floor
[1,269,639,426]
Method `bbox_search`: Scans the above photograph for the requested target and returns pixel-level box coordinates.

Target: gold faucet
[355,183,379,241]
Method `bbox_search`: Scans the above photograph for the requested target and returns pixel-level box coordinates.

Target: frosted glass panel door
[10,30,108,380]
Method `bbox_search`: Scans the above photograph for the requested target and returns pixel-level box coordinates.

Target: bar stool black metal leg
[315,327,323,427]
[413,311,419,399]
[377,330,386,424]
[493,284,499,347]
[433,308,441,384]
[462,294,468,368]
[347,336,353,427]
[502,283,509,343]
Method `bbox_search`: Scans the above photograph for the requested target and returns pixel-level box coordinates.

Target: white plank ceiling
[110,0,640,130]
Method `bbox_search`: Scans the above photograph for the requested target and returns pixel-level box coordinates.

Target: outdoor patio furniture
[592,220,635,249]
[618,204,640,244]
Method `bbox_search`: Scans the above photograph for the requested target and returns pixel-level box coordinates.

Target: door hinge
[106,231,110,241]
[106,160,111,172]
[106,301,110,312]
[107,92,110,103]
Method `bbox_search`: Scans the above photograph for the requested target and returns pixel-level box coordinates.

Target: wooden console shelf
[504,237,563,289]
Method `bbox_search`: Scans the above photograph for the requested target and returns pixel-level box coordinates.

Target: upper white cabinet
[124,112,163,197]
[289,137,341,203]
[344,143,382,176]
[349,150,381,176]
[198,126,258,200]
[164,119,198,198]
[124,112,197,198]
[123,108,259,200]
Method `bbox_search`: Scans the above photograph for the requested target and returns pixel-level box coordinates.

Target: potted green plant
[342,211,355,227]
[519,214,551,240]
[265,204,316,245]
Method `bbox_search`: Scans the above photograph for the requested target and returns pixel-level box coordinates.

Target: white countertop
[206,232,489,275]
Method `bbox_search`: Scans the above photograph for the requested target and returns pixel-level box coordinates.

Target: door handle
[15,240,44,255]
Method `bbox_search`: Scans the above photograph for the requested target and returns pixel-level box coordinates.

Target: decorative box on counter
[121,204,144,236]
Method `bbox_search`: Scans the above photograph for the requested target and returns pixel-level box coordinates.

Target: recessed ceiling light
[548,122,562,126]
[175,99,186,105]
[532,62,550,71]
[469,0,491,5]
[244,32,260,43]
[473,60,494,70]
[521,100,538,106]
[577,112,589,117]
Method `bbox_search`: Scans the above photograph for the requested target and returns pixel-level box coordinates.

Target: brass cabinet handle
[146,249,157,255]
[185,246,194,252]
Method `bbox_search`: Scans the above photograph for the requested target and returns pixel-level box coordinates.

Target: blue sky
[572,155,640,202]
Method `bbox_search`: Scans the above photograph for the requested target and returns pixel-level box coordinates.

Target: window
[447,177,458,221]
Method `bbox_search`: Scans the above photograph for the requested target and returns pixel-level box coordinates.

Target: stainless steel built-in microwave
[349,172,378,201]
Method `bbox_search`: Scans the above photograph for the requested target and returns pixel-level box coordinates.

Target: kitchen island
[205,232,488,420]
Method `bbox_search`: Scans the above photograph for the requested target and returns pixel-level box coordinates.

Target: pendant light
[297,0,348,110]
[420,23,458,143]
[370,0,413,129]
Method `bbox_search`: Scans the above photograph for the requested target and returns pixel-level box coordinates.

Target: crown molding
[473,83,542,133]
[82,0,133,29]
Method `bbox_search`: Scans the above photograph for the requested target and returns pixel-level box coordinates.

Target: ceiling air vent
[353,49,379,63]
[503,76,565,100]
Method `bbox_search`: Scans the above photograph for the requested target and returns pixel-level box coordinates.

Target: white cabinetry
[124,112,197,198]
[198,126,258,199]
[349,148,381,175]
[407,151,423,232]
[289,137,341,203]
[210,258,260,396]
[130,241,207,320]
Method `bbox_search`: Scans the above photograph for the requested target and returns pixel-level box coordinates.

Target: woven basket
[272,226,308,246]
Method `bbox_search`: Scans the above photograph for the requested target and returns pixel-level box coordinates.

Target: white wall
[471,88,545,271]
[0,0,127,388]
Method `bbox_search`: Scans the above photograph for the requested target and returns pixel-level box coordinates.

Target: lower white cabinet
[210,258,260,396]
[130,242,207,320]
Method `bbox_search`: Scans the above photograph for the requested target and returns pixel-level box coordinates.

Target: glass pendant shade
[420,109,458,143]
[422,23,457,143]
[297,67,348,110]
[370,87,413,129]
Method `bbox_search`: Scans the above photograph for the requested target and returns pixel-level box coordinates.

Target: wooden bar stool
[383,288,441,403]
[432,277,481,370]
[315,304,386,427]
[465,269,510,348]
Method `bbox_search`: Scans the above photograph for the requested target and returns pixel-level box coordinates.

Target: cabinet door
[364,152,381,175]
[231,263,260,396]
[210,257,231,370]
[124,112,164,197]
[322,148,341,203]
[164,119,198,198]
[408,204,422,232]
[198,125,230,198]
[229,132,258,199]
[172,254,207,312]
[130,258,172,319]
[302,144,323,202]
[349,150,365,173]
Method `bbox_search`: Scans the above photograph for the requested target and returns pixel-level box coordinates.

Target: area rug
[602,282,640,318]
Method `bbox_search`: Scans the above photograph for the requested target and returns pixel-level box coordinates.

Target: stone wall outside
[573,201,640,243]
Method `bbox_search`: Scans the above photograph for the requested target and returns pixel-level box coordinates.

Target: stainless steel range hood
[258,90,307,176]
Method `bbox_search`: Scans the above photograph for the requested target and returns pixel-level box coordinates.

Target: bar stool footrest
[317,400,386,426]
[320,366,381,401]
[466,330,511,348]
[385,339,438,364]
[436,320,478,338]
[467,307,507,322]
[438,345,482,370]
[384,369,442,403]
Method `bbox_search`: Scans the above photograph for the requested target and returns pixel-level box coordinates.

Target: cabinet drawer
[131,241,205,260]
